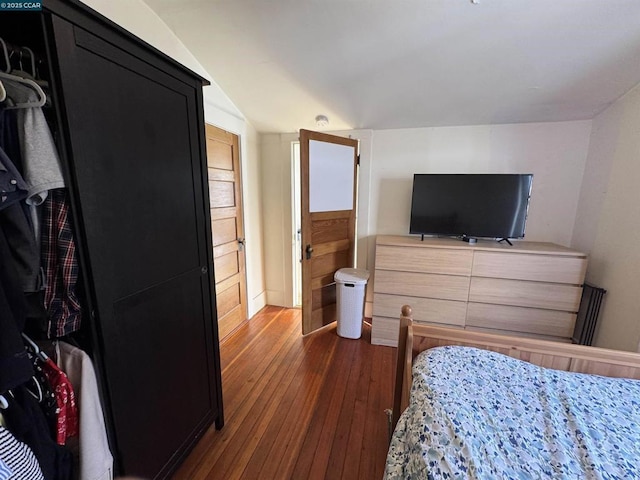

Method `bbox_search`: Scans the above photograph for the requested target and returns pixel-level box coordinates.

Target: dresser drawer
[375,245,473,275]
[372,314,466,347]
[374,270,470,302]
[469,277,582,311]
[371,316,401,347]
[465,326,572,344]
[472,252,587,284]
[466,302,577,337]
[374,293,466,326]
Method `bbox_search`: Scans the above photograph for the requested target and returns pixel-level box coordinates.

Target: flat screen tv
[409,174,533,242]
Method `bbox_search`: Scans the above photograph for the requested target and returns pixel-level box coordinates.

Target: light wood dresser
[371,235,588,346]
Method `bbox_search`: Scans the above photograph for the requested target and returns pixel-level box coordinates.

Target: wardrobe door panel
[57,28,204,298]
[112,271,211,476]
[49,15,219,479]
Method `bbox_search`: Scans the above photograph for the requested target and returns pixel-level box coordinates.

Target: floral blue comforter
[385,346,640,479]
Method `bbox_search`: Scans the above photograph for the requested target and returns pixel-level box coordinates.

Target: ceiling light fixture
[315,115,329,127]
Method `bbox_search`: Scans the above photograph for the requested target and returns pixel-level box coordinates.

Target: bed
[385,305,640,479]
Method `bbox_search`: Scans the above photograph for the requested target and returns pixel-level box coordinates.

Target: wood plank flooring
[172,306,395,480]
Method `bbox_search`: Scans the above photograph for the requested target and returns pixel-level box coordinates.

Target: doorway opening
[292,141,302,307]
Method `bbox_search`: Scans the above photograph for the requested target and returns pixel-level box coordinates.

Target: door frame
[292,141,303,307]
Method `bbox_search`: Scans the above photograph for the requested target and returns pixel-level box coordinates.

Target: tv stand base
[498,238,513,246]
[462,236,477,244]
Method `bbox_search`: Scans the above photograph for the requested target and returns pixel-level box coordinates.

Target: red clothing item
[41,357,79,445]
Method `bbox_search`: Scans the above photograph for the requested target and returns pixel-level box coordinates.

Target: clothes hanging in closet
[1,76,82,339]
[2,387,73,480]
[0,217,34,393]
[3,78,65,206]
[29,349,61,438]
[0,142,34,392]
[42,190,82,338]
[2,78,63,302]
[41,354,79,446]
[0,425,45,480]
[1,46,79,480]
[0,143,27,209]
[0,108,46,332]
[56,342,113,480]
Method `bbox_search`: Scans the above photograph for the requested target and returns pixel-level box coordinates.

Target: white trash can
[334,268,370,339]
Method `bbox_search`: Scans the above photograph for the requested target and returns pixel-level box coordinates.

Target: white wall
[81,0,208,77]
[80,0,267,318]
[262,121,592,316]
[572,83,640,352]
[366,122,592,316]
[370,122,593,246]
[261,134,292,307]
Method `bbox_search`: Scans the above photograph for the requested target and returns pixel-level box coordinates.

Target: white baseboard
[249,291,268,318]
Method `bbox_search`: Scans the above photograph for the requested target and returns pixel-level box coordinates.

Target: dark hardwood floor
[172,306,395,479]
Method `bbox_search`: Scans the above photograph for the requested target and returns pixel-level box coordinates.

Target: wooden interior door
[300,129,359,335]
[206,124,247,340]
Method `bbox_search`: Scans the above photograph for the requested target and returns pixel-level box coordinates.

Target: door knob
[305,244,314,260]
[238,237,245,251]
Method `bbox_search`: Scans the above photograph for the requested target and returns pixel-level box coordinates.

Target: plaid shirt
[42,189,82,338]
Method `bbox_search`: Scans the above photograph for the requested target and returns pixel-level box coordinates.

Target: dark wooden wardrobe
[0,1,223,478]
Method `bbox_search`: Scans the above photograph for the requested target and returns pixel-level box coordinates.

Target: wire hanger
[21,47,36,78]
[25,377,44,403]
[0,37,6,100]
[9,48,30,78]
[0,72,46,109]
[21,46,50,106]
[0,37,46,109]
[0,36,10,103]
[20,334,53,404]
[22,333,49,362]
[0,37,9,73]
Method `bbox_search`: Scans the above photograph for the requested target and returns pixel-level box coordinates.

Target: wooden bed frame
[392,305,640,430]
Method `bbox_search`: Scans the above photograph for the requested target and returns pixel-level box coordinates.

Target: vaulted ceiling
[143,0,640,133]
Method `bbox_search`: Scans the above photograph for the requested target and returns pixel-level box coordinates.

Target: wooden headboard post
[392,305,413,430]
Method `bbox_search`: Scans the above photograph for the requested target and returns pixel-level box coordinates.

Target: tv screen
[409,174,533,239]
